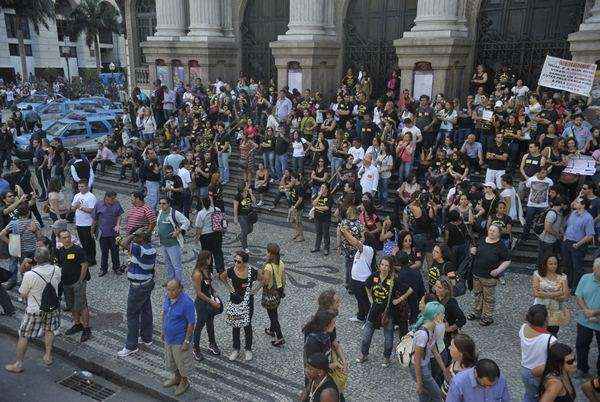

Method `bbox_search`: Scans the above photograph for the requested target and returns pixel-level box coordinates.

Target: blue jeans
[292,156,304,173]
[163,245,183,283]
[521,366,539,402]
[410,361,443,402]
[238,215,253,249]
[360,319,394,358]
[145,180,159,211]
[218,152,230,183]
[275,154,288,179]
[399,162,413,182]
[378,177,390,206]
[125,280,154,350]
[562,240,587,290]
[262,150,275,177]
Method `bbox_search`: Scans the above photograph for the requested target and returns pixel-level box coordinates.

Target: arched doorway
[135,0,156,65]
[241,0,289,82]
[475,0,586,86]
[343,0,417,96]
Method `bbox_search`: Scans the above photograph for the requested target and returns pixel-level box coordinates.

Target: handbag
[329,348,348,392]
[379,276,395,327]
[261,265,282,310]
[225,268,252,328]
[8,233,21,258]
[209,295,223,317]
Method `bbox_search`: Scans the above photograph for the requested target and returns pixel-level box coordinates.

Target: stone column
[394,0,472,98]
[404,0,468,38]
[323,0,336,37]
[221,0,235,38]
[153,0,187,38]
[188,0,223,38]
[580,0,600,31]
[285,0,327,39]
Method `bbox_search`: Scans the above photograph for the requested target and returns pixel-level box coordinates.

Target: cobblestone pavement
[5,189,597,401]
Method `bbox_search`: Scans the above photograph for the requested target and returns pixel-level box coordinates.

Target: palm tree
[0,0,55,80]
[66,0,121,72]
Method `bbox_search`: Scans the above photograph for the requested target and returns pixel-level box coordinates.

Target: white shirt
[19,264,61,314]
[526,176,553,208]
[359,164,379,194]
[519,324,556,369]
[178,167,192,189]
[351,245,374,282]
[500,187,518,220]
[401,126,422,142]
[266,115,280,131]
[348,146,365,167]
[373,107,383,127]
[72,191,97,227]
[142,115,157,134]
[5,90,14,102]
[292,138,307,158]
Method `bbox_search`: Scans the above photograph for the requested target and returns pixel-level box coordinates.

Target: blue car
[15,113,116,158]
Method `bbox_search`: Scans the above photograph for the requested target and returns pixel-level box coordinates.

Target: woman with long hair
[441,333,477,398]
[395,230,423,271]
[532,255,570,336]
[195,197,225,274]
[538,343,577,402]
[261,243,286,347]
[433,276,466,350]
[312,183,333,256]
[233,181,256,253]
[427,245,455,291]
[410,301,450,402]
[46,177,68,221]
[208,172,224,213]
[191,251,221,360]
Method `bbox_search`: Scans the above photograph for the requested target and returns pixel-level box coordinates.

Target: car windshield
[46,121,69,137]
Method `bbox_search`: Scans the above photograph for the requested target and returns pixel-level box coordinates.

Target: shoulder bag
[261,264,282,310]
[225,268,253,328]
[329,347,348,392]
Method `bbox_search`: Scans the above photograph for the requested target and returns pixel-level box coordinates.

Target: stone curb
[0,317,205,402]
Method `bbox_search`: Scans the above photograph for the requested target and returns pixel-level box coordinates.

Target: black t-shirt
[415,107,434,133]
[164,174,183,205]
[195,162,215,187]
[489,213,512,239]
[457,108,475,129]
[314,195,333,221]
[360,124,378,149]
[472,239,509,278]
[226,266,257,299]
[261,136,274,152]
[486,142,509,170]
[57,244,89,286]
[275,135,290,156]
[365,273,396,323]
[537,108,558,135]
[289,184,305,207]
[396,267,425,322]
[236,194,253,215]
[427,260,454,290]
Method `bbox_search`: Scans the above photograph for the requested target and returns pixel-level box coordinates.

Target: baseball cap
[494,100,503,108]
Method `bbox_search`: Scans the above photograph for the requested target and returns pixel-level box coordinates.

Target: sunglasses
[234,259,243,264]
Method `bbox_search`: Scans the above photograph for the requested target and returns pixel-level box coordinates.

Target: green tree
[66,0,121,72]
[0,0,55,80]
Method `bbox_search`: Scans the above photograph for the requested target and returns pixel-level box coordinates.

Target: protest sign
[562,155,597,176]
[538,56,596,97]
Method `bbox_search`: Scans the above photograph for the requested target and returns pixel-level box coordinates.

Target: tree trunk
[94,36,101,72]
[15,15,28,82]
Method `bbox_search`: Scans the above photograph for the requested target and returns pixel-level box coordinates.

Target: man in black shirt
[415,95,437,151]
[274,129,290,180]
[162,165,184,212]
[359,114,379,151]
[484,133,509,189]
[536,98,558,136]
[58,229,92,342]
[456,95,475,146]
[288,173,305,242]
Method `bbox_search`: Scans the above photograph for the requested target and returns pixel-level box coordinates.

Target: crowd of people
[0,61,598,401]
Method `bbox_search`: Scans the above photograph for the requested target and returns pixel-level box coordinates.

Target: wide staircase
[94,125,596,275]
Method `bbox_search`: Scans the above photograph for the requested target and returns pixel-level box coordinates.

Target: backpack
[396,327,429,368]
[31,267,60,314]
[532,208,552,236]
[170,208,187,236]
[210,209,227,232]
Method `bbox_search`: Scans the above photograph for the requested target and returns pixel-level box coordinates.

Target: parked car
[15,113,115,158]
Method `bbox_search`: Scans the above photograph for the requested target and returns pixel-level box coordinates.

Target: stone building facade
[124,0,600,99]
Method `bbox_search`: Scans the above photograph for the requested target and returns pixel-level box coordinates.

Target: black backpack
[532,208,552,236]
[32,268,60,313]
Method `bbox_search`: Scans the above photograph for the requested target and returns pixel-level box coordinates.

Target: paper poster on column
[172,66,185,87]
[538,55,597,97]
[156,66,172,88]
[413,71,433,100]
[288,69,302,93]
[189,66,202,84]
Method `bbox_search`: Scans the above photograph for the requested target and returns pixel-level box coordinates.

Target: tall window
[9,44,33,56]
[135,0,156,65]
[4,13,30,39]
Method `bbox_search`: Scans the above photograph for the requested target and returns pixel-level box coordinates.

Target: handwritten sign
[413,71,433,100]
[562,155,597,176]
[538,56,597,97]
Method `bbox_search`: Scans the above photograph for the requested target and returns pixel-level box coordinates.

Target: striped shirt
[125,204,156,235]
[128,242,156,283]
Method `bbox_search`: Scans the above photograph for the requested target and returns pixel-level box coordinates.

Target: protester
[71,180,97,266]
[93,190,124,276]
[573,257,600,379]
[161,279,195,397]
[445,359,511,402]
[125,191,156,235]
[191,251,221,360]
[156,197,190,283]
[300,353,342,402]
[441,334,477,398]
[562,197,595,290]
[532,255,570,335]
[117,228,156,357]
[5,247,60,373]
[57,229,92,343]
[195,197,225,273]
[538,343,577,402]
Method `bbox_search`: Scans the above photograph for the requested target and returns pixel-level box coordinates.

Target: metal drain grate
[57,374,116,401]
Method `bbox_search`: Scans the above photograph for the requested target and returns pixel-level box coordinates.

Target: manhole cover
[57,374,116,401]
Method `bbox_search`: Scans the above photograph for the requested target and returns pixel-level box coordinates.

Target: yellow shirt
[264,262,285,289]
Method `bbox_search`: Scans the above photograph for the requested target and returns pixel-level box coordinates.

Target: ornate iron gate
[241,0,289,83]
[476,0,585,86]
[343,0,417,96]
[135,0,156,65]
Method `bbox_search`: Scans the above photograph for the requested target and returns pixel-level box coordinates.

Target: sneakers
[244,351,253,362]
[228,350,240,361]
[80,327,92,343]
[117,347,139,357]
[65,323,84,336]
[349,316,364,322]
[192,348,204,361]
[208,344,221,356]
[138,338,153,347]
